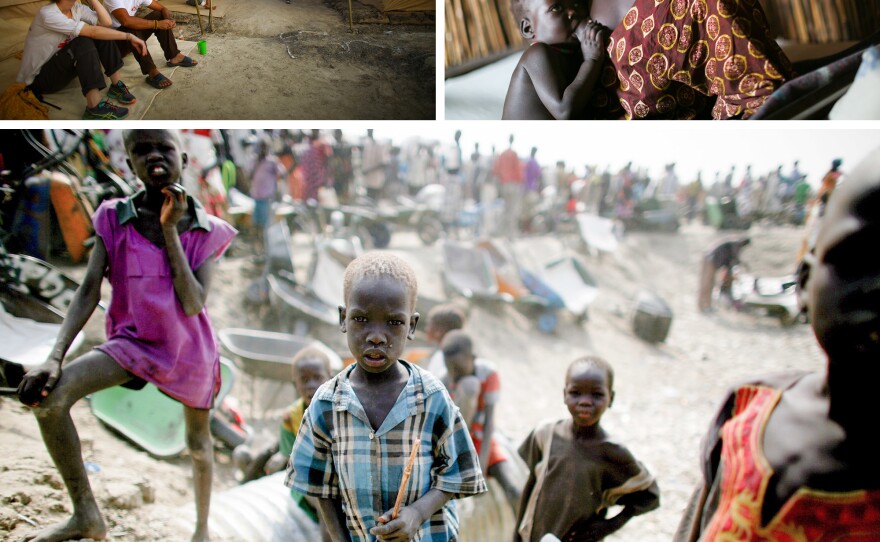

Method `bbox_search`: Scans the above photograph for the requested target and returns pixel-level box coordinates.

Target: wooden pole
[194,0,204,36]
[391,439,421,520]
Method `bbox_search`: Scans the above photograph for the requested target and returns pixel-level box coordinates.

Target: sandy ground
[0,219,823,541]
[141,0,434,119]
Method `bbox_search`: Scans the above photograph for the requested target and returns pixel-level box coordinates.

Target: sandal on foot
[167,56,197,68]
[145,73,172,89]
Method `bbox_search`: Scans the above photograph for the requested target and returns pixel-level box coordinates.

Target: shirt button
[369,431,374,440]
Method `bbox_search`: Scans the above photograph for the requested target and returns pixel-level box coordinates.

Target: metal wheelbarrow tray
[441,240,500,301]
[217,328,316,381]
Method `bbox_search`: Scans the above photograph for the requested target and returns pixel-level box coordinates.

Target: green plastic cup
[197,40,207,55]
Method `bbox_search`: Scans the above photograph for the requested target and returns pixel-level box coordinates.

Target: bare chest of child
[352,375,408,430]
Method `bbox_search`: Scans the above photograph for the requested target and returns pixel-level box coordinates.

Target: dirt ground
[0,220,823,541]
[142,0,435,119]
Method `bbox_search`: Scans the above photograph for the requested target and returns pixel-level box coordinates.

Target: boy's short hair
[292,345,332,376]
[510,0,528,23]
[440,329,473,358]
[427,303,466,334]
[567,355,615,391]
[122,129,183,152]
[342,252,419,310]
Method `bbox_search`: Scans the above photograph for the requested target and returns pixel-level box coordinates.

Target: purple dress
[92,196,237,409]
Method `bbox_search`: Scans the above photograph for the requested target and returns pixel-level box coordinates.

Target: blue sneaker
[82,100,129,120]
[108,80,136,105]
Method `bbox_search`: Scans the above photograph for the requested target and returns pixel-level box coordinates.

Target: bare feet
[21,514,107,542]
[191,526,210,542]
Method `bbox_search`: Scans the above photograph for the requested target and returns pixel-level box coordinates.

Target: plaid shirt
[286,361,487,541]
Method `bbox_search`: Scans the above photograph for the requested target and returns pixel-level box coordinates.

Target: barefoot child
[674,151,880,541]
[515,356,659,542]
[17,129,236,542]
[235,346,334,540]
[502,0,610,120]
[440,330,523,512]
[287,252,487,541]
[424,302,466,379]
[234,346,334,481]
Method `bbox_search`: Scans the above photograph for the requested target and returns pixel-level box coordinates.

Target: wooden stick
[194,0,204,36]
[391,439,421,520]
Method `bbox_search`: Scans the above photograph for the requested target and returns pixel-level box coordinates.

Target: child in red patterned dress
[675,149,880,541]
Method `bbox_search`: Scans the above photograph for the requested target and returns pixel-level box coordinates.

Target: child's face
[522,0,587,45]
[808,175,880,364]
[293,357,331,407]
[564,365,613,429]
[339,275,418,375]
[126,130,187,190]
[443,346,475,382]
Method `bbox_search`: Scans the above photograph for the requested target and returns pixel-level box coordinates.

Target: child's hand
[575,20,609,61]
[160,183,187,228]
[17,360,62,407]
[369,507,421,541]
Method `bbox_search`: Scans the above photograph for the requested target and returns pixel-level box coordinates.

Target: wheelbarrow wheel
[210,414,248,450]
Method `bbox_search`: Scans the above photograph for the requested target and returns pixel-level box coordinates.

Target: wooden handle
[391,439,421,520]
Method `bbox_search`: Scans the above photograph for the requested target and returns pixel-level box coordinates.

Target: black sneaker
[82,100,129,120]
[108,80,136,105]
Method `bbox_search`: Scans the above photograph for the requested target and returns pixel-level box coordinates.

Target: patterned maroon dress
[588,0,795,119]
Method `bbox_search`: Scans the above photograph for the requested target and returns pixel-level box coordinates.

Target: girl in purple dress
[18,129,236,542]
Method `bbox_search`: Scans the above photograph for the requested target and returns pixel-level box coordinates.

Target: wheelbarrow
[88,356,240,458]
[217,328,343,417]
[267,236,361,335]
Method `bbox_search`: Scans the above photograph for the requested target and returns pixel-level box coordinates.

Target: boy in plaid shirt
[287,252,487,541]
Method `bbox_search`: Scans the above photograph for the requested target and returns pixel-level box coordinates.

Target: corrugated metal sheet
[181,436,528,541]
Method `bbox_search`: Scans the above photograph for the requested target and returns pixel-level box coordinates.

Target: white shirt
[17,3,98,86]
[103,0,152,28]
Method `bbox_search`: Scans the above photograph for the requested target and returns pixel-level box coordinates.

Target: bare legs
[184,406,213,542]
[24,351,215,542]
[24,350,132,542]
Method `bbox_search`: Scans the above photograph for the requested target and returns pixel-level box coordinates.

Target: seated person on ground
[233,346,333,541]
[103,0,197,90]
[441,330,523,512]
[16,0,148,119]
[424,302,466,378]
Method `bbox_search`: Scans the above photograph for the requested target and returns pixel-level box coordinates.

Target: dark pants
[30,37,123,97]
[116,11,180,75]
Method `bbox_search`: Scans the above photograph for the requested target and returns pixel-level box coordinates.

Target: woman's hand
[575,19,610,61]
[369,507,421,542]
[160,183,187,228]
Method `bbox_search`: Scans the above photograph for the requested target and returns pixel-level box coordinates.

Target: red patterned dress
[677,373,880,541]
[589,0,795,119]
